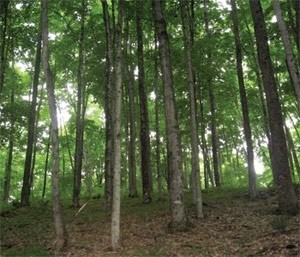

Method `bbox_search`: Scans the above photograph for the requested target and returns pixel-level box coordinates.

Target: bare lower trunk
[42,0,68,250]
[136,0,151,204]
[249,0,298,215]
[230,0,257,199]
[111,0,123,251]
[179,0,203,218]
[3,90,14,202]
[152,0,187,231]
[102,0,113,209]
[73,0,86,208]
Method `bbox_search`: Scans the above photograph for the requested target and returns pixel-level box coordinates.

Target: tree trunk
[101,0,113,209]
[242,15,277,184]
[136,0,152,204]
[152,0,187,231]
[73,0,86,208]
[3,89,14,202]
[204,0,220,187]
[285,127,300,180]
[249,0,298,215]
[111,0,123,251]
[21,12,42,206]
[42,130,51,200]
[42,0,68,251]
[294,0,300,60]
[123,18,138,198]
[154,37,164,201]
[230,0,257,199]
[0,0,9,96]
[272,0,300,115]
[199,89,214,188]
[179,0,203,218]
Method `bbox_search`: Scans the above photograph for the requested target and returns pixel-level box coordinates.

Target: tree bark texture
[249,0,298,215]
[101,0,114,209]
[154,37,163,201]
[152,0,187,231]
[272,0,300,115]
[73,0,86,208]
[21,11,42,206]
[230,0,257,199]
[136,0,152,204]
[111,0,123,251]
[204,0,220,187]
[0,0,9,96]
[3,90,14,202]
[179,0,203,218]
[42,0,68,251]
[123,18,138,198]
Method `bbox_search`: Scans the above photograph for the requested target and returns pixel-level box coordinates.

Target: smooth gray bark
[230,0,257,199]
[179,0,203,218]
[152,0,187,231]
[249,0,298,215]
[272,0,300,115]
[111,0,123,250]
[42,0,68,250]
[101,0,113,209]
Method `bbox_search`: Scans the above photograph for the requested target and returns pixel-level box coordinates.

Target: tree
[41,0,68,250]
[136,0,152,204]
[123,16,138,198]
[272,0,300,115]
[3,90,14,202]
[20,11,42,207]
[101,0,114,209]
[154,36,164,201]
[111,0,123,250]
[73,0,87,208]
[230,0,257,199]
[179,0,203,218]
[203,0,221,187]
[0,0,9,96]
[249,0,298,215]
[152,0,187,231]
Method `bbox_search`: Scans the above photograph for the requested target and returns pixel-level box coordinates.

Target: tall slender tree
[123,17,138,198]
[272,0,300,115]
[179,0,203,218]
[203,0,220,187]
[42,0,68,250]
[154,36,164,201]
[0,0,9,96]
[249,0,298,215]
[73,0,87,208]
[3,89,14,202]
[230,0,257,199]
[111,0,123,250]
[152,0,187,231]
[20,10,42,206]
[136,0,152,204]
[101,0,113,209]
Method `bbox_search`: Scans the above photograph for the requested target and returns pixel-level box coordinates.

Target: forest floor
[1,187,300,257]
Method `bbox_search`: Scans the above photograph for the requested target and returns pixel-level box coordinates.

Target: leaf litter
[1,188,299,257]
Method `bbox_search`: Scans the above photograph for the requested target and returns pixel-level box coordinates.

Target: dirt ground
[1,188,300,257]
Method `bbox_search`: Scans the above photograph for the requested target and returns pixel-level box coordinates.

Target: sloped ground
[1,187,300,257]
